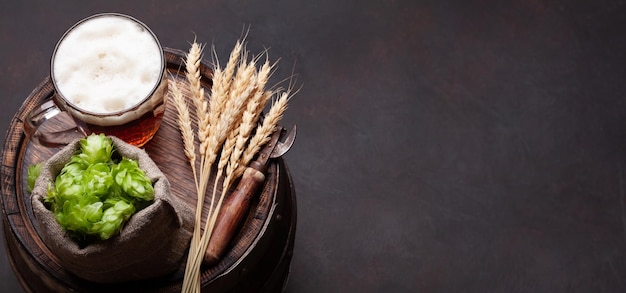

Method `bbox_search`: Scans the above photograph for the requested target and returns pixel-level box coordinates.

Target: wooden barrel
[0,48,296,292]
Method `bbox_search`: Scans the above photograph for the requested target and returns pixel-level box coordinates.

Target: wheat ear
[170,79,197,185]
[185,42,204,108]
[223,59,273,189]
[215,40,243,98]
[207,40,242,127]
[185,42,210,157]
[235,91,290,179]
[201,41,241,157]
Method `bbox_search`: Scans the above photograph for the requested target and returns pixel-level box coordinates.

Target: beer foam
[53,15,163,117]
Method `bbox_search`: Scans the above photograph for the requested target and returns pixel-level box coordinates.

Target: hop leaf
[27,163,43,192]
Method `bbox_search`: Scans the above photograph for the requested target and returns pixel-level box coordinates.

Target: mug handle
[24,97,87,147]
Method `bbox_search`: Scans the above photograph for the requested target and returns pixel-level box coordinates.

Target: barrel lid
[0,48,296,292]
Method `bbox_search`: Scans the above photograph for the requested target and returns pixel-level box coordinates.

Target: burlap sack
[31,136,193,283]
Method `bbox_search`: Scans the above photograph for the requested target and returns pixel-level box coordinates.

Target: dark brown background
[2,0,626,292]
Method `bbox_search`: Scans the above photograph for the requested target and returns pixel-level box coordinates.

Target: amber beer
[51,13,167,147]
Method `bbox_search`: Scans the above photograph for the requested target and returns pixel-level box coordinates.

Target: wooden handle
[203,166,266,266]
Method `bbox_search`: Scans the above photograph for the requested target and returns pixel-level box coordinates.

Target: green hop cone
[54,169,85,206]
[75,134,114,167]
[113,158,154,201]
[92,200,135,240]
[56,194,103,239]
[82,163,114,198]
[27,163,43,192]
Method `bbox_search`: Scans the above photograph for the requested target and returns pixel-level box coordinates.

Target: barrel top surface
[0,48,284,292]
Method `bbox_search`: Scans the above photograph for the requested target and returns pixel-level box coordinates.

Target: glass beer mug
[25,13,168,147]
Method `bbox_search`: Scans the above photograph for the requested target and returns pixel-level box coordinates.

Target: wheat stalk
[201,57,258,212]
[171,78,205,293]
[184,50,250,293]
[180,42,208,292]
[181,41,236,293]
[178,37,294,293]
[182,44,249,293]
[194,60,259,267]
